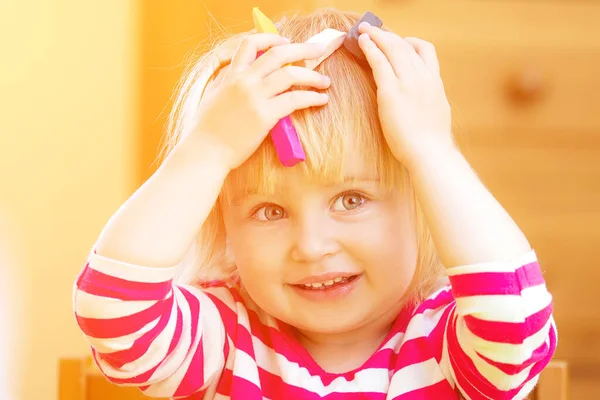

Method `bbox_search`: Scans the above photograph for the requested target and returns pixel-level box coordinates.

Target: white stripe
[74,289,165,319]
[455,285,551,323]
[446,250,538,275]
[96,293,180,380]
[388,358,445,396]
[88,251,178,283]
[200,287,228,389]
[86,317,161,354]
[454,319,553,390]
[457,317,554,365]
[522,285,553,317]
[232,350,261,388]
[248,325,390,394]
[453,379,493,400]
[439,306,456,389]
[403,302,452,342]
[515,375,540,398]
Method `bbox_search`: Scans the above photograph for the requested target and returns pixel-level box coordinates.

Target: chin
[285,302,379,334]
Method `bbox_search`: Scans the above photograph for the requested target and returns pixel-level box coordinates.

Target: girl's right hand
[187,33,331,171]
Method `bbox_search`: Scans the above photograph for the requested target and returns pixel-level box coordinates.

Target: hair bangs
[222,9,404,205]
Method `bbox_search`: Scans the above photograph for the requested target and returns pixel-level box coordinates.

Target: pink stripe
[216,367,233,395]
[100,308,189,386]
[392,306,453,372]
[207,288,310,371]
[76,297,169,338]
[477,339,551,375]
[76,264,172,300]
[414,288,454,315]
[463,302,552,344]
[187,391,207,399]
[100,296,175,367]
[245,305,308,367]
[391,379,457,399]
[447,312,556,399]
[174,336,205,397]
[450,261,543,297]
[229,375,264,398]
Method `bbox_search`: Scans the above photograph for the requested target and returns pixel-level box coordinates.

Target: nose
[290,214,341,263]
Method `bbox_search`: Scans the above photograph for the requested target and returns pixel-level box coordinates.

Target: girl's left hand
[357,23,454,168]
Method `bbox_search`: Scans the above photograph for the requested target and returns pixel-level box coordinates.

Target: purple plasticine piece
[270,116,305,167]
[343,11,383,60]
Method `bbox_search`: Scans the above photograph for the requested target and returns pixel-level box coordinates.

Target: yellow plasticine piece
[252,7,279,34]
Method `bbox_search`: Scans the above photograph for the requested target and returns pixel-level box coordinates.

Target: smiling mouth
[294,274,361,290]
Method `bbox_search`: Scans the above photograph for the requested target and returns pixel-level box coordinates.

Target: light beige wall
[0,1,138,398]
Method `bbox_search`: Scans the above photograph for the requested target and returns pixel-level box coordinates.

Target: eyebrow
[228,176,381,206]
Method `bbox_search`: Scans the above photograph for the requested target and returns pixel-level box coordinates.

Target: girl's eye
[332,193,365,212]
[254,205,286,221]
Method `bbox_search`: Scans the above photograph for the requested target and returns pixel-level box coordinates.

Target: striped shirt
[73,250,557,399]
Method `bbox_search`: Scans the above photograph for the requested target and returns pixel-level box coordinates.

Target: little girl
[73,8,556,399]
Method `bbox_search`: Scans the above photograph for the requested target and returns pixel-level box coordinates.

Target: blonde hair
[161,8,444,306]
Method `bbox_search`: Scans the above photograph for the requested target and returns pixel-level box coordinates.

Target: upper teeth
[303,277,345,288]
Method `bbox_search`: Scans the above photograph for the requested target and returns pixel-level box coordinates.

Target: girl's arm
[73,35,330,397]
[409,145,557,399]
[408,146,531,268]
[94,136,229,268]
[73,139,234,397]
[358,23,557,399]
[73,252,233,398]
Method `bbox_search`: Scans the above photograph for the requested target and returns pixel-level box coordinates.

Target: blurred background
[1,0,599,399]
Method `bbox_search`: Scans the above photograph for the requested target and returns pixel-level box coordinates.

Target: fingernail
[322,75,331,85]
[359,21,371,29]
[320,93,329,101]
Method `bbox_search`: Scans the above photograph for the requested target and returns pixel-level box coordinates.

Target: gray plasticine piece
[343,11,383,60]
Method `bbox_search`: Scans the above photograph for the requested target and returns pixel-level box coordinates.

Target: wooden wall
[139,1,600,398]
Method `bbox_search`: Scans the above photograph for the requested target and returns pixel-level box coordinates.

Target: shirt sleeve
[72,250,236,398]
[443,250,557,399]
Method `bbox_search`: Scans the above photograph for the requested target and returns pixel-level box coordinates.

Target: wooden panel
[536,361,568,400]
[86,374,165,400]
[371,0,600,47]
[439,44,600,133]
[58,358,84,400]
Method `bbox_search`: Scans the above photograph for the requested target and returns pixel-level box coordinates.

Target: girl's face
[221,152,418,337]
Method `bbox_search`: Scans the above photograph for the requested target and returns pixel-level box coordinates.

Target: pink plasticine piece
[254,50,305,167]
[270,116,305,167]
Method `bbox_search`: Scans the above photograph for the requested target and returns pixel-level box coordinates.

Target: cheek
[225,224,289,282]
[346,205,418,281]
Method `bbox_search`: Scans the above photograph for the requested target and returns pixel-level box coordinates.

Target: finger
[229,34,290,73]
[404,37,440,75]
[357,33,396,83]
[271,90,329,117]
[263,66,331,97]
[250,42,327,77]
[358,24,421,77]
